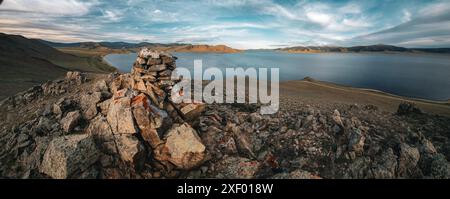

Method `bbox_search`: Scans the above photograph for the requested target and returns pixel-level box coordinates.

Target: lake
[104,51,450,101]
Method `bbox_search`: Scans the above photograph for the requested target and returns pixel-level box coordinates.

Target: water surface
[104,51,450,100]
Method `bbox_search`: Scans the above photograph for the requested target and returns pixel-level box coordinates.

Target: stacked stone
[130,48,184,122]
[118,48,206,169]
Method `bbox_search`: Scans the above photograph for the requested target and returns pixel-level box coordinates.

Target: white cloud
[339,3,362,14]
[0,0,95,16]
[418,1,450,18]
[402,10,412,22]
[102,10,123,22]
[264,4,297,20]
[306,12,331,26]
[342,18,371,28]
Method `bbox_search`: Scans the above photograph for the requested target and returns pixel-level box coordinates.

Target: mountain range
[41,40,241,53]
[278,44,450,53]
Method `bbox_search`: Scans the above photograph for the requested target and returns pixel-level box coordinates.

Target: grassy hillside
[0,33,117,100]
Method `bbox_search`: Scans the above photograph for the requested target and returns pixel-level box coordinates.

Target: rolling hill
[0,33,116,100]
[42,40,241,53]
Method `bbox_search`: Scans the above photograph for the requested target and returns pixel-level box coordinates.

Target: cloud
[0,0,449,48]
[353,1,450,47]
[0,0,96,16]
[306,12,332,26]
[102,9,123,22]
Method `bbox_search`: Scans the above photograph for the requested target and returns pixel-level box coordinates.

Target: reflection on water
[104,50,450,100]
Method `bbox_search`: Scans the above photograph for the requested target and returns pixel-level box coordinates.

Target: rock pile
[94,48,207,174]
[0,48,207,179]
[127,48,206,168]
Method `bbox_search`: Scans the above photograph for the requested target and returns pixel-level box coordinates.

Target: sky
[0,0,450,49]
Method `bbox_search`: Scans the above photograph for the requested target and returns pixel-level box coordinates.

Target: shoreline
[299,77,450,105]
[277,49,450,57]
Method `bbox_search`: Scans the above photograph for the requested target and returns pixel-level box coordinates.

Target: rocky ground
[0,49,449,179]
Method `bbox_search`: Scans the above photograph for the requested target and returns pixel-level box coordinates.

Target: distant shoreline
[278,50,450,57]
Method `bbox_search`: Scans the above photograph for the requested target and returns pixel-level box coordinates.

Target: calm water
[104,51,450,100]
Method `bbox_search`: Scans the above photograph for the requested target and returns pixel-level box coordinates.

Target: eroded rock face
[39,134,100,179]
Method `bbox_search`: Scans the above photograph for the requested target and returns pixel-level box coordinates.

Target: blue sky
[1,0,450,49]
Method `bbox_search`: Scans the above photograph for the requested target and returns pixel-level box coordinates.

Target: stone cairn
[110,48,206,170]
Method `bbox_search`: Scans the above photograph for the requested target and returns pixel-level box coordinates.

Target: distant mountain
[42,40,241,53]
[40,40,187,49]
[157,44,241,53]
[0,33,115,99]
[278,44,450,53]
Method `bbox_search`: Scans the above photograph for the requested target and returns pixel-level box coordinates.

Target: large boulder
[131,94,163,148]
[162,123,206,169]
[39,134,100,179]
[65,71,86,85]
[397,143,420,177]
[107,96,137,135]
[115,134,145,168]
[87,115,117,154]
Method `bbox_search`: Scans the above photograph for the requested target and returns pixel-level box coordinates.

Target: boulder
[65,71,86,85]
[348,128,365,155]
[115,134,145,167]
[39,134,100,179]
[397,102,422,115]
[110,74,133,94]
[162,123,206,169]
[87,115,117,154]
[397,143,420,177]
[95,79,109,92]
[107,96,137,135]
[52,98,75,118]
[131,94,163,148]
[97,99,111,116]
[332,109,344,128]
[60,110,81,133]
[180,103,206,122]
[370,148,398,178]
